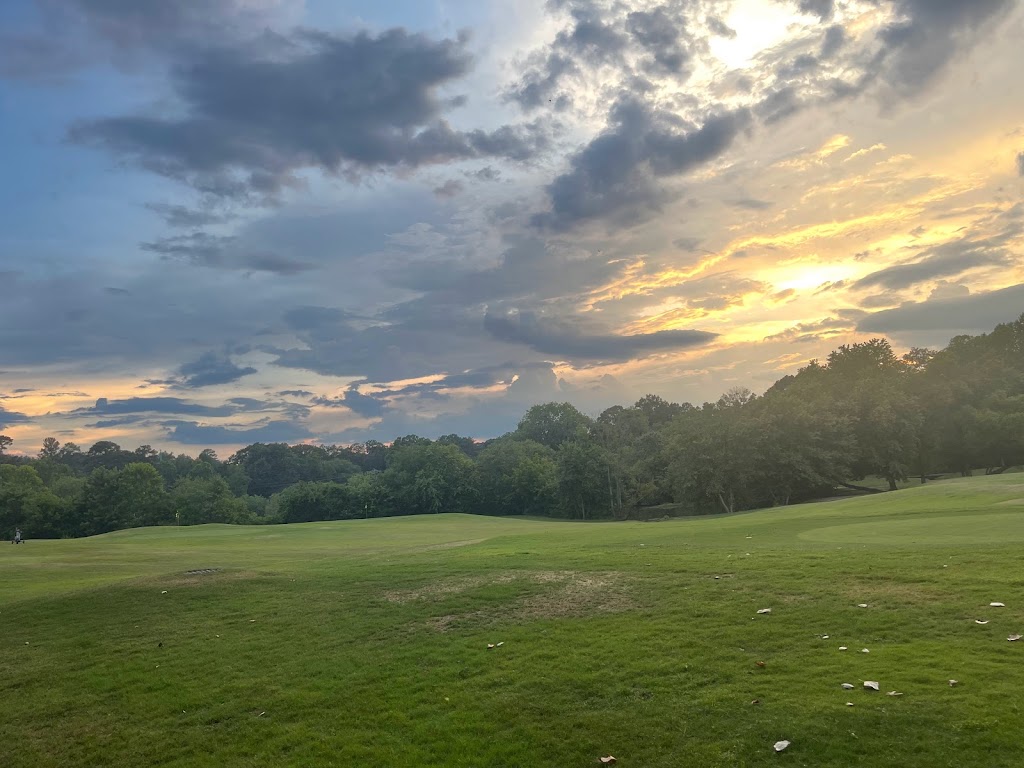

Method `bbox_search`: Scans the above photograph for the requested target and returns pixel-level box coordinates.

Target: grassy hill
[3,475,1024,767]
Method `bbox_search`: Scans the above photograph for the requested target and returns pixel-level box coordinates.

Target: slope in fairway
[3,475,1024,767]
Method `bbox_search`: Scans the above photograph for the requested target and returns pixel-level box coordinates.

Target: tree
[556,439,609,519]
[172,476,247,526]
[0,435,12,455]
[516,403,593,449]
[76,463,172,534]
[385,443,476,515]
[476,439,558,516]
[39,437,61,460]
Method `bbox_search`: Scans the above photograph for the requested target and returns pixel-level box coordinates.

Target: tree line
[2,314,1022,538]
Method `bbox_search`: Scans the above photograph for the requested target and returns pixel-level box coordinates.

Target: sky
[1,0,1023,456]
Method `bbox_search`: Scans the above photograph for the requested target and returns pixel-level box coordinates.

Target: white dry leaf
[839,646,848,651]
[949,680,958,687]
[496,642,504,647]
[757,608,772,615]
[846,702,855,707]
[161,590,168,594]
[864,681,880,691]
[887,692,904,697]
[861,649,870,654]
[773,740,791,753]
[990,602,1006,608]
[975,620,989,625]
[599,756,617,764]
[487,644,495,649]
[857,604,868,608]
[841,683,855,690]
[1008,635,1022,642]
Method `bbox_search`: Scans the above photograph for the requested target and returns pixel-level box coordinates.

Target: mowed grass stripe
[3,475,1024,766]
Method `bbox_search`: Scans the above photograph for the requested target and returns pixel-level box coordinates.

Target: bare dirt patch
[996,498,1024,507]
[390,571,634,631]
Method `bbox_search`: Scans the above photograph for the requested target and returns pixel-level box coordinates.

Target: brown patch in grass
[402,571,634,631]
[995,498,1024,507]
[843,579,950,605]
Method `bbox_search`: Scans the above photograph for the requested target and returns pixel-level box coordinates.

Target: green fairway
[4,475,1024,767]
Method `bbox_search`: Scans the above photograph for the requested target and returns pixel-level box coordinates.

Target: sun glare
[709,0,805,70]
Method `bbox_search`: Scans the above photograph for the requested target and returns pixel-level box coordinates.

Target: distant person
[13,528,22,544]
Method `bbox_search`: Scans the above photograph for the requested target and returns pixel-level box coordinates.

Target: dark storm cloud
[313,388,387,419]
[175,351,257,388]
[852,234,1013,291]
[857,283,1024,334]
[872,0,1014,98]
[626,7,691,75]
[71,29,547,201]
[74,397,236,417]
[535,98,751,230]
[162,419,314,446]
[0,405,32,429]
[483,309,716,361]
[141,233,316,274]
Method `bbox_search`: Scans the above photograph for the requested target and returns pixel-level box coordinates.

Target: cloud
[146,203,231,229]
[0,405,33,430]
[141,233,316,274]
[433,179,464,199]
[852,233,1013,291]
[1017,151,1024,177]
[0,0,298,81]
[535,98,751,230]
[75,397,236,418]
[873,0,1014,99]
[162,419,313,446]
[175,351,257,388]
[71,28,547,201]
[483,309,716,362]
[313,388,387,419]
[857,283,1024,334]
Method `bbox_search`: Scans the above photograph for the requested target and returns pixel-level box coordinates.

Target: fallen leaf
[949,680,958,687]
[887,692,903,697]
[487,644,495,649]
[864,681,880,691]
[258,711,266,717]
[841,683,855,690]
[861,649,870,654]
[975,620,989,625]
[990,602,1006,608]
[846,702,855,707]
[839,646,848,651]
[756,661,766,667]
[161,590,168,594]
[773,740,791,753]
[857,604,868,608]
[1008,635,1022,642]
[757,608,772,615]
[821,635,830,639]
[751,699,761,705]
[599,756,617,764]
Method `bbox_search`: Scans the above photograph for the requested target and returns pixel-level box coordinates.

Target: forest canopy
[2,314,1022,538]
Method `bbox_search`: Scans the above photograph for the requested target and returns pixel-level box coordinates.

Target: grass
[3,475,1024,767]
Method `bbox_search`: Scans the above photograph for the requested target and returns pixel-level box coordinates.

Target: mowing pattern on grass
[3,475,1024,767]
